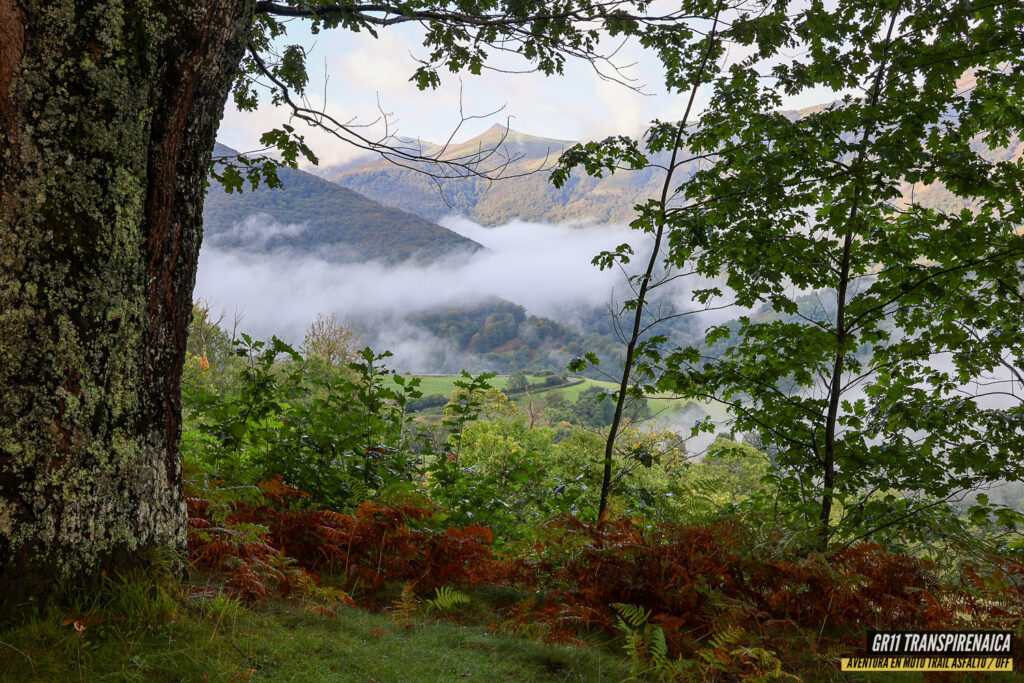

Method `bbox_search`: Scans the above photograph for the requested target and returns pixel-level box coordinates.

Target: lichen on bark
[0,0,254,608]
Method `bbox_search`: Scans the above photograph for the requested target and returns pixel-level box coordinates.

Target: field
[392,374,731,427]
[392,374,557,397]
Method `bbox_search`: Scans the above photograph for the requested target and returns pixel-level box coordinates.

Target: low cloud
[207,215,307,248]
[192,214,748,381]
[195,216,644,343]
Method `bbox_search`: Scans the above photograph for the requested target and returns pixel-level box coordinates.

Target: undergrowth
[174,472,1024,680]
[0,572,629,682]
[7,465,1020,680]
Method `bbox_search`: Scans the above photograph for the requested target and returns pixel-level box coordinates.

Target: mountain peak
[458,123,574,149]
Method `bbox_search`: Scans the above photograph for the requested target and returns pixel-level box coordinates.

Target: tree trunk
[0,0,254,609]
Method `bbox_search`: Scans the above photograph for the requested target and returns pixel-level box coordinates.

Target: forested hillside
[394,297,622,373]
[204,144,482,263]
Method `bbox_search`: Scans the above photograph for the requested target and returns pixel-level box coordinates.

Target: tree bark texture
[0,0,254,607]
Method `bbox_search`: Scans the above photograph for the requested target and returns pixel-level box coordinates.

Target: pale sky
[216,16,837,170]
[218,22,668,168]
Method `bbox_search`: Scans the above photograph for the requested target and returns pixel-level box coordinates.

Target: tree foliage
[558,0,1024,545]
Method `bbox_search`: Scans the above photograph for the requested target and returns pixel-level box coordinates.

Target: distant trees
[571,386,651,429]
[542,390,574,425]
[302,313,359,368]
[408,299,607,372]
[473,311,520,352]
[507,371,529,393]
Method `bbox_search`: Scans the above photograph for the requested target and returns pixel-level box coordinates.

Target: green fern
[731,646,801,681]
[694,625,798,681]
[612,603,688,681]
[673,467,729,523]
[698,623,745,668]
[424,585,471,615]
[390,581,420,629]
[649,622,669,670]
[612,602,652,630]
[337,472,370,508]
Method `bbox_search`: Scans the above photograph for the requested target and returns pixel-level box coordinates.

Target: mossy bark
[0,0,254,608]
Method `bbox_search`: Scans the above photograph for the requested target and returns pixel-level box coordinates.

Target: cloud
[207,214,306,248]
[218,99,377,169]
[330,29,426,98]
[195,217,643,343]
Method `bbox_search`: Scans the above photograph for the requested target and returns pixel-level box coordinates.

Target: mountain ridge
[204,143,483,263]
[319,101,1019,227]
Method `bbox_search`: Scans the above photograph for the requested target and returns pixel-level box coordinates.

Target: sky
[217,12,835,169]
[219,22,681,167]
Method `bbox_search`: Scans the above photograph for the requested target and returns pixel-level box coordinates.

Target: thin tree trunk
[0,0,254,608]
[597,4,722,522]
[818,5,901,547]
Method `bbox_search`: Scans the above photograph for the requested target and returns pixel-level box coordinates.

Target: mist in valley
[196,215,659,368]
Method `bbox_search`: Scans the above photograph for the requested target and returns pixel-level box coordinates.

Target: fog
[195,215,648,348]
[207,214,306,248]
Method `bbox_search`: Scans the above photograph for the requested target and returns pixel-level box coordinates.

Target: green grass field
[393,374,731,428]
[390,374,553,397]
[391,374,613,399]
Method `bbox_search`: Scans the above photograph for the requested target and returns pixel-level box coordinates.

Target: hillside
[204,144,483,263]
[327,124,672,225]
[327,115,1021,227]
[350,297,626,375]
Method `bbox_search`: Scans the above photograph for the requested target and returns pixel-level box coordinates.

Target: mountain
[326,125,673,225]
[204,144,482,263]
[325,111,1021,227]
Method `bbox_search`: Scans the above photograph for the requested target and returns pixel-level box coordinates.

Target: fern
[390,582,420,629]
[694,625,797,681]
[730,646,801,682]
[613,603,683,681]
[649,624,669,671]
[613,602,652,630]
[334,472,370,509]
[705,624,744,654]
[697,624,746,672]
[424,585,471,615]
[672,467,728,523]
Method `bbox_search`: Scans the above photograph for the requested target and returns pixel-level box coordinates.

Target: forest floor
[0,586,632,682]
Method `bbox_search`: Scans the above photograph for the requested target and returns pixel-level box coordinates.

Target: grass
[393,374,559,397]
[393,374,620,404]
[7,580,1016,683]
[397,374,729,429]
[0,577,632,683]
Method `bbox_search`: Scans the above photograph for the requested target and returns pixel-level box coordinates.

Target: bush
[182,336,422,510]
[409,393,448,411]
[186,473,505,603]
